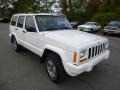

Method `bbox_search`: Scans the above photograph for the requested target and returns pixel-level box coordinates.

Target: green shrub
[115,6,120,14]
[92,12,120,27]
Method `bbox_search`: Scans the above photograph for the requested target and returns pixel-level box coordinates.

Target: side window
[11,16,17,26]
[25,16,36,32]
[17,16,25,28]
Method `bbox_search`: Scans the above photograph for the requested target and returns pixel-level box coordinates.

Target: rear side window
[17,16,25,28]
[11,16,17,26]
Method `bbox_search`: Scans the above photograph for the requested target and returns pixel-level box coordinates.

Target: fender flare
[42,44,68,72]
[10,32,19,43]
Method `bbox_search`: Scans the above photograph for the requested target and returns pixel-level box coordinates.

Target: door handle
[22,31,26,33]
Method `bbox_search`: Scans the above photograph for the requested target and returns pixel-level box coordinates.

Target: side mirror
[26,27,36,32]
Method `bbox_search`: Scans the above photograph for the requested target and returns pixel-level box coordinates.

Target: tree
[99,0,112,13]
[0,0,15,17]
[59,0,68,15]
[0,0,56,18]
[13,0,36,13]
[87,0,101,12]
[59,0,87,22]
[35,0,56,13]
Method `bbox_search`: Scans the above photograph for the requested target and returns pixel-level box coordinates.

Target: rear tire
[45,53,65,83]
[13,37,23,52]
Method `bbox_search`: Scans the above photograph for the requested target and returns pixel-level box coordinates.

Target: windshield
[109,21,120,26]
[35,15,73,31]
[84,22,96,26]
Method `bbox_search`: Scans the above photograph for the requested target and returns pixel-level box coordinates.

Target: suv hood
[42,30,105,48]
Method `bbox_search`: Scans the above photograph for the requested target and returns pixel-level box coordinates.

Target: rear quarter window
[11,16,18,26]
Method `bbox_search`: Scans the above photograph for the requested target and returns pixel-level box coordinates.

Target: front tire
[45,53,65,83]
[90,28,94,33]
[13,37,23,52]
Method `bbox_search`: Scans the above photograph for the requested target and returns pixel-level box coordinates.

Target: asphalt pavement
[0,23,120,90]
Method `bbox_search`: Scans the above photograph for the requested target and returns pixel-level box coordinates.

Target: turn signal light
[73,51,77,64]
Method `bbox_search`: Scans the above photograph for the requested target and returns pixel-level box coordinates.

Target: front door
[23,16,39,53]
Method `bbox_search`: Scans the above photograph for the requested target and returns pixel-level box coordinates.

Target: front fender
[43,44,69,73]
[10,32,20,43]
[43,44,67,61]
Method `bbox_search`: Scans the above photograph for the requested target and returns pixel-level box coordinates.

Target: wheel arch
[40,45,69,74]
[10,33,18,43]
[11,34,15,43]
[41,46,65,64]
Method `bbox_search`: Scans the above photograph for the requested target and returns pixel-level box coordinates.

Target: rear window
[11,16,17,26]
[17,16,25,28]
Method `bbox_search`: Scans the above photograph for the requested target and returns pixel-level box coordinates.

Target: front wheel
[13,37,23,52]
[45,53,65,83]
[90,28,94,33]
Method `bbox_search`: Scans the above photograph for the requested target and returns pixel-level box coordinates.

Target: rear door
[10,16,18,34]
[16,16,25,44]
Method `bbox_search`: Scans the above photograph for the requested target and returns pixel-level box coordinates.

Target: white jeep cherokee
[9,13,109,82]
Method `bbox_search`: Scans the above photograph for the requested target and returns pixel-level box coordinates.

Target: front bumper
[65,50,109,76]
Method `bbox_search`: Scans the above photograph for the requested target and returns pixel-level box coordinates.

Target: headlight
[80,50,86,58]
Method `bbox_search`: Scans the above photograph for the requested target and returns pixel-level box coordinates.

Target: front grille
[88,43,106,59]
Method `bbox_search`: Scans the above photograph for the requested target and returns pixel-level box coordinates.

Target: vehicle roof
[12,13,63,16]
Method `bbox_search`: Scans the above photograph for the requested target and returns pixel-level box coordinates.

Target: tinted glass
[35,15,72,31]
[11,16,17,26]
[25,16,36,32]
[17,16,25,28]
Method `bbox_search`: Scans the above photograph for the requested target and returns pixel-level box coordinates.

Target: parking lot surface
[0,23,120,90]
